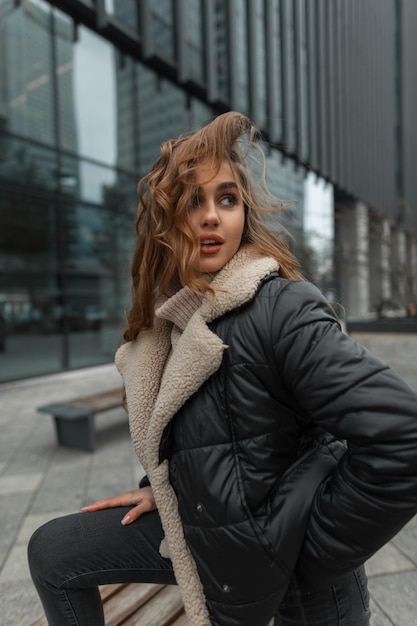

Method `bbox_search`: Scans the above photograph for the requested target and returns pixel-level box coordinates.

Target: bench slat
[70,389,124,412]
[31,583,171,626]
[170,613,191,625]
[122,585,185,626]
[30,616,48,626]
[105,583,164,626]
[100,583,128,601]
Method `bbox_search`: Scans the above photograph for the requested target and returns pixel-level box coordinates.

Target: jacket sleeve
[139,475,151,489]
[270,280,417,589]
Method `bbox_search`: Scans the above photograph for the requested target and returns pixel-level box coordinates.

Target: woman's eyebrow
[196,181,239,193]
[217,181,238,190]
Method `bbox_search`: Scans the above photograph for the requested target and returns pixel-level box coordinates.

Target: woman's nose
[201,200,219,225]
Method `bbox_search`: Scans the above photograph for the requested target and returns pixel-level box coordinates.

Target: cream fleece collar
[115,246,279,625]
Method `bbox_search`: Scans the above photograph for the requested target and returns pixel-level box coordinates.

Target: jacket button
[196,503,203,512]
[222,584,231,593]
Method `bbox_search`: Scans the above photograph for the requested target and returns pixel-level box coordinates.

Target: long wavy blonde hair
[124,111,303,341]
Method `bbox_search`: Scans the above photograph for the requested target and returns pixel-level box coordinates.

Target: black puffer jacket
[162,275,417,624]
[121,249,417,626]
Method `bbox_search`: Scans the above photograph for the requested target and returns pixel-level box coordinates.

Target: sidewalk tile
[0,473,43,496]
[369,570,417,625]
[366,542,415,577]
[0,581,42,626]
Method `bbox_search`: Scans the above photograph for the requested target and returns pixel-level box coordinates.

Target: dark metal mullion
[304,0,313,169]
[203,0,218,103]
[50,8,70,369]
[227,0,238,110]
[351,0,360,200]
[370,3,377,207]
[175,0,188,84]
[265,0,281,144]
[325,0,334,182]
[316,0,325,176]
[279,0,289,152]
[395,0,404,219]
[305,0,318,171]
[95,0,107,30]
[331,0,340,183]
[344,0,353,195]
[298,0,308,162]
[139,0,153,59]
[293,0,302,160]
[247,0,258,123]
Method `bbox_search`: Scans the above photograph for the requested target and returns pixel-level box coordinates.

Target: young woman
[28,112,417,626]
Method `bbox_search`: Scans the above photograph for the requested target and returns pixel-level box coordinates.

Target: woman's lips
[200,243,222,254]
[199,236,224,254]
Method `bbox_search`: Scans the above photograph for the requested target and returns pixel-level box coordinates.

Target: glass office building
[0,0,312,382]
[3,0,414,381]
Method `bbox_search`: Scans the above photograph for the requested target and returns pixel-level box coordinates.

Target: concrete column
[369,217,391,313]
[335,200,370,319]
[405,233,417,306]
[391,228,407,308]
[381,220,392,302]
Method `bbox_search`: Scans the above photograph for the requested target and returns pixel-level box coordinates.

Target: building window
[150,0,175,60]
[104,0,139,34]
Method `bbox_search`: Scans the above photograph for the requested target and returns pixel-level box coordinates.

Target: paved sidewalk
[0,333,416,626]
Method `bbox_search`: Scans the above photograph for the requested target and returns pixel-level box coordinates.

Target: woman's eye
[219,194,238,206]
[188,195,200,208]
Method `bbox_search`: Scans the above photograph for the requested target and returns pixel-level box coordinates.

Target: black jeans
[275,567,370,625]
[28,508,175,626]
[28,508,370,626]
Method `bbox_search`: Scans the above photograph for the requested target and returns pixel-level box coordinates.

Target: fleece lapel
[117,247,280,473]
[146,312,225,459]
[115,314,172,468]
[115,248,280,626]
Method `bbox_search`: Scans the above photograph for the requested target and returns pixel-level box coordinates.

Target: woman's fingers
[121,489,157,525]
[81,488,150,513]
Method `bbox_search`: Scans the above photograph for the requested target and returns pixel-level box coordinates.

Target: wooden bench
[31,582,189,626]
[37,388,125,452]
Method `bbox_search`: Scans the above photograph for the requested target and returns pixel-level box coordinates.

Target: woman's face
[186,161,245,274]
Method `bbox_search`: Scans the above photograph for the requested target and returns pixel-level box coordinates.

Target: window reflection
[282,0,296,150]
[0,1,216,383]
[0,0,56,145]
[252,0,267,128]
[55,19,118,166]
[266,0,283,142]
[105,0,139,34]
[150,0,174,59]
[185,0,205,83]
[0,136,137,380]
[235,0,249,112]
[214,0,229,102]
[115,54,139,172]
[0,138,61,380]
[65,183,136,369]
[79,161,116,204]
[136,63,189,173]
[189,99,212,129]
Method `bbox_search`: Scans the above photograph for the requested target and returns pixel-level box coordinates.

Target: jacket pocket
[252,434,346,573]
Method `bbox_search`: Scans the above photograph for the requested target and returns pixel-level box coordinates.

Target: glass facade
[105,0,139,34]
[0,1,139,381]
[183,0,205,84]
[149,0,175,59]
[0,0,319,383]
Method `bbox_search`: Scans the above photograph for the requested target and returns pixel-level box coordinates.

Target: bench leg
[54,413,95,452]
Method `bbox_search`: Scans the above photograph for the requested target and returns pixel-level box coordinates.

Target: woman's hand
[81,486,156,525]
